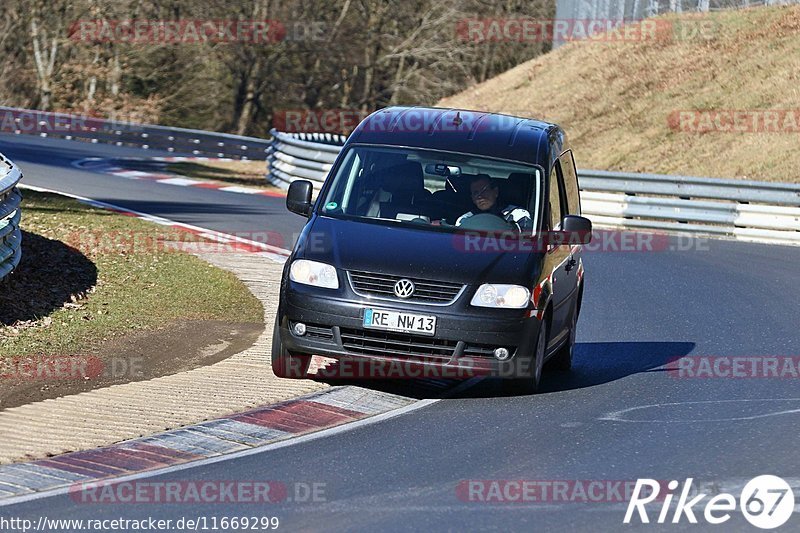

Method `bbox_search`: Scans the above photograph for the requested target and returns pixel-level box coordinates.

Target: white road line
[600,398,800,423]
[154,177,200,186]
[218,185,263,194]
[111,170,151,178]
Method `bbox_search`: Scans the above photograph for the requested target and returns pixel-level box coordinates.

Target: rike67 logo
[624,476,795,529]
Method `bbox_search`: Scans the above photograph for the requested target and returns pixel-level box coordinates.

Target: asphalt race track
[1,133,799,531]
[0,134,305,249]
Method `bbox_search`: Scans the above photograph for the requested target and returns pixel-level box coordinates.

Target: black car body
[272,106,591,391]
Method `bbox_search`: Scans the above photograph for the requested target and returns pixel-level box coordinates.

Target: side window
[560,150,580,215]
[329,150,363,214]
[548,163,563,230]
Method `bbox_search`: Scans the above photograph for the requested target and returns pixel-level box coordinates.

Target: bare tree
[0,0,555,133]
[30,13,62,110]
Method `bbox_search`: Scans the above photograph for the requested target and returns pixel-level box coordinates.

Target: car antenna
[453,111,462,126]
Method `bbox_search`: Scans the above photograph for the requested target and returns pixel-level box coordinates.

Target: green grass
[0,191,263,356]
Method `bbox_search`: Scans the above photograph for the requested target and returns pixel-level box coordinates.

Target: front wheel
[506,318,548,395]
[271,317,311,378]
[547,304,577,372]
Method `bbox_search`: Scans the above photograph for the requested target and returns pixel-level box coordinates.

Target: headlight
[289,260,339,289]
[470,284,530,309]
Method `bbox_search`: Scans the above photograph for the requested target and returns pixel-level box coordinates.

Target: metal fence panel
[0,152,22,281]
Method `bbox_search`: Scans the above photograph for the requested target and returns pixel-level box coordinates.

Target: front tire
[506,318,548,395]
[547,303,577,371]
[271,317,311,378]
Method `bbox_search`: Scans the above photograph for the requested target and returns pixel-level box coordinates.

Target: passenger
[455,175,532,232]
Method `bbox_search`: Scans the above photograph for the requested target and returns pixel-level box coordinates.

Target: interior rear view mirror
[425,163,461,177]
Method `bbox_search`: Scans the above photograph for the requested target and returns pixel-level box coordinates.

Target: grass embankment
[438,5,800,182]
[0,190,263,357]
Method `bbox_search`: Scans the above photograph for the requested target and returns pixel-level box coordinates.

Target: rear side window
[559,150,580,215]
[548,163,563,230]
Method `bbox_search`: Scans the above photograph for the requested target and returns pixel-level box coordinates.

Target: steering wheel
[457,212,515,231]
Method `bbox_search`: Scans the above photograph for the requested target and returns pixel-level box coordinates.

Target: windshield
[319,145,541,233]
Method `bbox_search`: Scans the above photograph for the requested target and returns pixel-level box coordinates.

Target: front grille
[340,327,457,361]
[348,271,464,304]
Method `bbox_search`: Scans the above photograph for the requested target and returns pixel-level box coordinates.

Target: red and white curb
[72,157,285,198]
[0,387,420,503]
[20,184,291,263]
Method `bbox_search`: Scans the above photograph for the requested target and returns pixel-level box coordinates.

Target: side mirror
[287,180,313,217]
[561,215,593,244]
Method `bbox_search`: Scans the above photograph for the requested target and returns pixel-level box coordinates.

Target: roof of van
[346,106,558,165]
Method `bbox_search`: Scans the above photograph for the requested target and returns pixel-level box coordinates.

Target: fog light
[293,322,307,336]
[494,347,510,361]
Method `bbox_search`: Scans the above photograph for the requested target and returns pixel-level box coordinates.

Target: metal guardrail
[579,170,800,244]
[266,131,800,245]
[0,152,22,281]
[266,129,344,189]
[0,106,272,160]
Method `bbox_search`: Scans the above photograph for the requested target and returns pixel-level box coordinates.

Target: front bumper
[278,286,542,379]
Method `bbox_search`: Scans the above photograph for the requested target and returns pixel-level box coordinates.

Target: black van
[272,107,591,392]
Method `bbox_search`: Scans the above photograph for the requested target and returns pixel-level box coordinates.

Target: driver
[455,175,532,232]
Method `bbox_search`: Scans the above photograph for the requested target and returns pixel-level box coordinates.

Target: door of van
[545,159,579,345]
[559,148,584,292]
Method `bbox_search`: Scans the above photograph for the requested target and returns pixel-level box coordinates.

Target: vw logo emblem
[394,279,415,299]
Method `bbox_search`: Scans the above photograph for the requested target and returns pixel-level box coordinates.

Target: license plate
[363,308,436,336]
